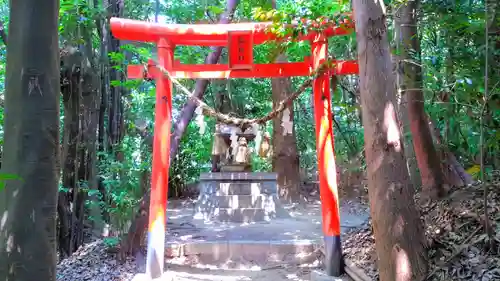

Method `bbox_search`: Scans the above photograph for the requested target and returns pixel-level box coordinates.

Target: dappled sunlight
[383,102,402,153]
[156,263,315,281]
[171,70,232,79]
[374,0,387,14]
[159,120,170,166]
[391,214,405,239]
[1,210,7,229]
[393,246,411,281]
[165,199,368,250]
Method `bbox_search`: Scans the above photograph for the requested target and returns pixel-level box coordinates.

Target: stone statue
[211,124,256,172]
[258,132,272,159]
[234,137,252,168]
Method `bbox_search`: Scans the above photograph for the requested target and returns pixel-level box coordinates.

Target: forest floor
[56,190,368,281]
[342,180,500,281]
[56,180,500,281]
[57,239,340,281]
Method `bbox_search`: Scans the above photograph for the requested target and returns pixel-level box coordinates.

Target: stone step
[215,208,268,223]
[199,172,277,181]
[165,240,319,267]
[216,183,260,196]
[215,182,276,196]
[216,195,274,209]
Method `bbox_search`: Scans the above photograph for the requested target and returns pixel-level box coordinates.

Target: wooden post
[146,38,174,279]
[311,35,343,277]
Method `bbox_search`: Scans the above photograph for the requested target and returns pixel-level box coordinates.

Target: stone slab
[199,172,277,181]
[132,264,319,281]
[216,183,264,196]
[310,270,352,281]
[215,208,268,223]
[165,200,370,269]
[214,194,281,209]
[166,240,318,266]
[193,193,286,221]
[198,182,277,196]
[216,195,266,208]
[194,172,286,222]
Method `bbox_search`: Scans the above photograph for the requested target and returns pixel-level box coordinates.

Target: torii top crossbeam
[110,17,353,46]
[110,17,358,79]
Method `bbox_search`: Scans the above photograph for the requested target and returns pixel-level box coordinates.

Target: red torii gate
[110,17,358,279]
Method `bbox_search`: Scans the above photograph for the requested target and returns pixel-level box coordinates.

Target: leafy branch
[0,173,24,191]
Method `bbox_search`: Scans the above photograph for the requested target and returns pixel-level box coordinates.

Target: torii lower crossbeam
[129,58,359,79]
[110,16,359,280]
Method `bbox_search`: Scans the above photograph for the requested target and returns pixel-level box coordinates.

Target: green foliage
[418,0,498,169]
[0,0,498,243]
[103,237,120,248]
[59,0,100,44]
[0,173,23,192]
[97,136,148,231]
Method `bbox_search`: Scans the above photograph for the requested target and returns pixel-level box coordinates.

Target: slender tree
[169,0,240,161]
[352,0,428,280]
[0,0,60,280]
[396,0,446,198]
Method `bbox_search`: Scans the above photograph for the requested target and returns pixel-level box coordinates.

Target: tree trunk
[270,1,301,203]
[58,47,99,257]
[271,55,301,203]
[427,115,474,186]
[107,0,126,148]
[393,18,421,189]
[0,0,60,280]
[352,1,428,280]
[396,0,446,199]
[211,79,233,172]
[169,0,240,162]
[92,0,127,234]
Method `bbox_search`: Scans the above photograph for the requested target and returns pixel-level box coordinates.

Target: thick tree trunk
[169,0,240,162]
[0,0,60,280]
[271,55,301,203]
[352,1,428,280]
[270,1,301,203]
[396,0,446,199]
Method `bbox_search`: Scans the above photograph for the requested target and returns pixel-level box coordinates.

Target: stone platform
[132,266,353,281]
[193,172,289,223]
[164,199,370,269]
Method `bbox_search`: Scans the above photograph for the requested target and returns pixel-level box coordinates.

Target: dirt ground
[56,190,368,281]
[57,240,327,281]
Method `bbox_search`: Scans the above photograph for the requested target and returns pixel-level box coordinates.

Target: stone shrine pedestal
[193,172,290,223]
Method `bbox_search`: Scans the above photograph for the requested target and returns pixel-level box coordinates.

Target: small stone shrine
[193,124,289,223]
